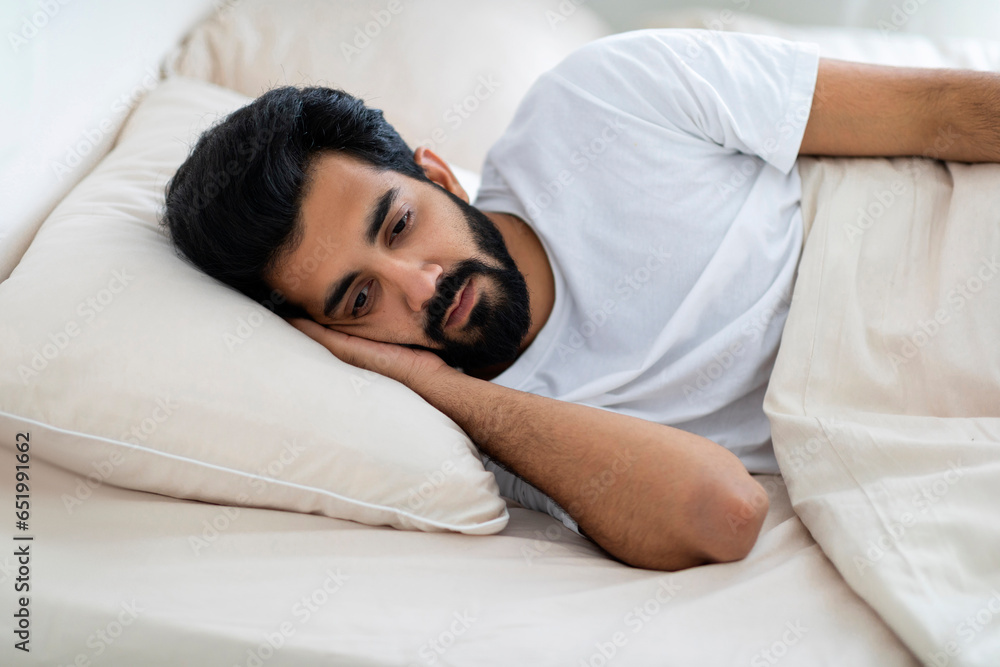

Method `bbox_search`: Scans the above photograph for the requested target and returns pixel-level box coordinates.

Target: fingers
[285,317,380,370]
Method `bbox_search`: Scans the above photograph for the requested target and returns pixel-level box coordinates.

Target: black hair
[160,85,430,318]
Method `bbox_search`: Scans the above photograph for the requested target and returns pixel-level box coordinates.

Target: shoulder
[553,29,774,66]
[523,28,799,121]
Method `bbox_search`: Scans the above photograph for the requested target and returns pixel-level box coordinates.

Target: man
[162,29,1000,572]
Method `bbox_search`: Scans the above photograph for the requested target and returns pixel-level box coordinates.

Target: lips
[444,277,474,330]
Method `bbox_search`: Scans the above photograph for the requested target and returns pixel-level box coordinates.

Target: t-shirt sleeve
[480,453,586,538]
[543,28,820,175]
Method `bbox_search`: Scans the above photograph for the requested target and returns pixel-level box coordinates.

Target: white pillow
[164,0,612,172]
[0,76,508,535]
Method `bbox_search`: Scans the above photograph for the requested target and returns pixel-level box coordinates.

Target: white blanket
[765,155,1000,667]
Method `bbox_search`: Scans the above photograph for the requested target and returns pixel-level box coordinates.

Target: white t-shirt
[472,29,820,535]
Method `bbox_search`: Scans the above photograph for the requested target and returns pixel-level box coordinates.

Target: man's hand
[286,317,451,386]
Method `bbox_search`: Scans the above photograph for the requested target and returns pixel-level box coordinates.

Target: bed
[2,2,998,665]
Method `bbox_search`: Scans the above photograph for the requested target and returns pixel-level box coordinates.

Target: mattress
[0,454,914,666]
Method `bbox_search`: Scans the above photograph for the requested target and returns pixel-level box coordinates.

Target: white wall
[0,0,218,282]
[587,0,1000,40]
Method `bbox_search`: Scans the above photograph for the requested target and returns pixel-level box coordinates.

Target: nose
[394,260,443,313]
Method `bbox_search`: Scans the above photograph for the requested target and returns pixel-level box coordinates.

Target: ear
[412,146,469,203]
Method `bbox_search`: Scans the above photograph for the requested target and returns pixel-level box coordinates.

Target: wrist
[405,362,471,402]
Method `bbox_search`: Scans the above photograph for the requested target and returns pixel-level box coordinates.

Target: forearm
[801,59,1000,162]
[409,367,769,571]
[932,69,1000,162]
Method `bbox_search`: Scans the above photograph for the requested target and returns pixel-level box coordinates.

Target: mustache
[423,258,492,334]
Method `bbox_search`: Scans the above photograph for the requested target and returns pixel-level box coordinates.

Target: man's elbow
[697,477,770,564]
[613,477,770,572]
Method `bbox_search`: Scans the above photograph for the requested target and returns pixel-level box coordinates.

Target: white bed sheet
[0,453,915,666]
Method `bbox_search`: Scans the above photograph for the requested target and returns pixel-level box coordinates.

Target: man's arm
[801,57,1000,162]
[287,319,769,572]
[410,366,769,571]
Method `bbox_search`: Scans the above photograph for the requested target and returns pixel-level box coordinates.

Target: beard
[405,187,532,373]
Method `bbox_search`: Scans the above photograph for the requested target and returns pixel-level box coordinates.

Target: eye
[349,211,410,319]
[350,281,372,318]
[389,210,411,243]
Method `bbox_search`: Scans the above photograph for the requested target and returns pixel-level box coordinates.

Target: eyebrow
[322,186,399,319]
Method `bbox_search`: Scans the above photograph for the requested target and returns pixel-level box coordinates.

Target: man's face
[268,149,532,372]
